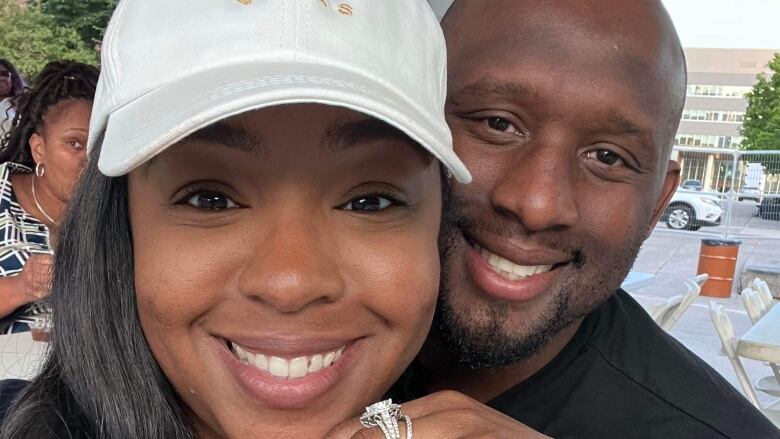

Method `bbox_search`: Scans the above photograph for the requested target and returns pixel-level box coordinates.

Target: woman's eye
[68,140,84,149]
[341,195,394,212]
[185,191,239,210]
[584,150,624,166]
[486,117,521,136]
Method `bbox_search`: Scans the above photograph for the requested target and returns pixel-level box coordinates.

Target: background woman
[0,59,25,141]
[0,61,98,332]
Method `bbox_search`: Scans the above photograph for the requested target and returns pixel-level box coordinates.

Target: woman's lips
[231,341,345,379]
[212,336,361,410]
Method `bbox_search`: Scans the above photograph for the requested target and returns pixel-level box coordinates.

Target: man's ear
[646,159,681,238]
[29,133,45,165]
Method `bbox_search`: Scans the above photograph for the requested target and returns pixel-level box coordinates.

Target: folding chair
[740,286,780,398]
[740,288,768,325]
[647,295,683,325]
[660,277,703,332]
[709,302,780,426]
[753,278,776,310]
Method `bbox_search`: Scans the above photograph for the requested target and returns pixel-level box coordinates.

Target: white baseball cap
[89,0,471,183]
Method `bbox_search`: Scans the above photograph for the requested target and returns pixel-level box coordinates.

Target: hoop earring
[35,163,44,178]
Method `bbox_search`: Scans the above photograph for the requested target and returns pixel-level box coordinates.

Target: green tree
[36,0,118,47]
[0,0,98,79]
[742,53,780,150]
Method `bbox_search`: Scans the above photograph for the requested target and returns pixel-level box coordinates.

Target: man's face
[436,0,683,368]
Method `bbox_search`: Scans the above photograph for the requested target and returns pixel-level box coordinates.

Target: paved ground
[630,219,780,407]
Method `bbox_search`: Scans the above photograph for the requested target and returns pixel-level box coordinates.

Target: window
[680,110,745,123]
[675,134,743,148]
[686,85,752,98]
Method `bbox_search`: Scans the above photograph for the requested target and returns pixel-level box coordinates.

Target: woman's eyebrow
[185,122,265,155]
[324,118,414,152]
[143,122,264,176]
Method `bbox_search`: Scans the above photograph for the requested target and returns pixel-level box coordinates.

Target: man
[404,0,779,437]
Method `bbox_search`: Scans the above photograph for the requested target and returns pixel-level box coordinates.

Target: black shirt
[487,290,779,438]
[392,290,779,438]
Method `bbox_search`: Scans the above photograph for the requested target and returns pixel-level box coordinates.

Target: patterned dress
[0,162,53,334]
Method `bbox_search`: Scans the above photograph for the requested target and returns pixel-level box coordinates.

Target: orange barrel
[697,239,741,298]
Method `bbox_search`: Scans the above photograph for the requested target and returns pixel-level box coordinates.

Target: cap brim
[96,61,471,184]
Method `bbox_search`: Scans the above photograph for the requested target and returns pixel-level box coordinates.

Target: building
[674,48,779,192]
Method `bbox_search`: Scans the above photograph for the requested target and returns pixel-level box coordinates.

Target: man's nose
[237,216,345,314]
[489,136,580,232]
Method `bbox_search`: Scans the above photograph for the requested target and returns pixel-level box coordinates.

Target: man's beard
[434,188,646,370]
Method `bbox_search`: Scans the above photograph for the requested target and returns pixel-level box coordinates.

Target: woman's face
[128,104,442,438]
[31,98,91,201]
[0,67,12,97]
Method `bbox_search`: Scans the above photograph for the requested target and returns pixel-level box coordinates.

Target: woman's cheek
[351,232,440,329]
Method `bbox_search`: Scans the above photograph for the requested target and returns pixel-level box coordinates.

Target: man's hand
[14,254,53,302]
[328,391,550,439]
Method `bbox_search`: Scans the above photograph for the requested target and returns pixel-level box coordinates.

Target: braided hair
[0,61,99,167]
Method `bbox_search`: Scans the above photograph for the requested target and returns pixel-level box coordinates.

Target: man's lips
[462,231,572,268]
[461,232,572,302]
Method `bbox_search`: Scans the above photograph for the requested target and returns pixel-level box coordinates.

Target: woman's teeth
[230,343,345,379]
[476,244,553,281]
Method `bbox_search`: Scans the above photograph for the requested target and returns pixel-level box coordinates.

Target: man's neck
[419,318,583,403]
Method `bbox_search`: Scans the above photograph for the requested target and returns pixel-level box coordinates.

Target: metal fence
[659,147,780,240]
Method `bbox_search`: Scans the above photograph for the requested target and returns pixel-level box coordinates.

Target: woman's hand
[14,254,53,302]
[327,390,550,439]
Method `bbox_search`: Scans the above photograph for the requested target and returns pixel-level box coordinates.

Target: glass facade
[686,84,752,98]
[675,134,743,148]
[681,109,745,123]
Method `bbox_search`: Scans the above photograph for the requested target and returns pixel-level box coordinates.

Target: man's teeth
[477,245,553,280]
[231,343,345,379]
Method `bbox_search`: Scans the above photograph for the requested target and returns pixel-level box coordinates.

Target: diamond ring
[360,399,412,439]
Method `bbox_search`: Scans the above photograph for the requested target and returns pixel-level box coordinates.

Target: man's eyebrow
[449,78,535,102]
[324,118,415,152]
[605,108,654,148]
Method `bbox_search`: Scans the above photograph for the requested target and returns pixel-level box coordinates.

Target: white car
[662,190,723,231]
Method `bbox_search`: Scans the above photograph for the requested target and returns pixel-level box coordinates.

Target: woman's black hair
[0,61,99,167]
[0,140,194,439]
[0,58,25,100]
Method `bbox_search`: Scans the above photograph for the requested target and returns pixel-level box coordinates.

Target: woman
[0,61,98,333]
[0,1,475,438]
[0,59,25,141]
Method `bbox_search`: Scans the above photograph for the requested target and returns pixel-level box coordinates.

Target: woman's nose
[237,216,345,314]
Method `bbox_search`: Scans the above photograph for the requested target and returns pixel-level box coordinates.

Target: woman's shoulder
[0,379,28,423]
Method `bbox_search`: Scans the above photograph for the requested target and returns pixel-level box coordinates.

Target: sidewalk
[629,229,780,407]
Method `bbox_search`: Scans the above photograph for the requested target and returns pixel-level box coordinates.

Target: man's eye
[185,191,239,210]
[585,150,624,166]
[341,195,394,212]
[485,117,522,136]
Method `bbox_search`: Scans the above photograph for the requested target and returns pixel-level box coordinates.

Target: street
[656,198,780,239]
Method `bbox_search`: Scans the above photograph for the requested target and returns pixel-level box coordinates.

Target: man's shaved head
[433,0,686,368]
[443,0,686,155]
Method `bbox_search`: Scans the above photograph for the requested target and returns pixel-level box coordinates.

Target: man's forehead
[445,1,667,64]
[444,0,683,123]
